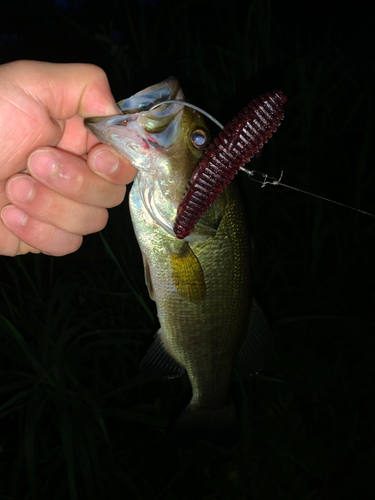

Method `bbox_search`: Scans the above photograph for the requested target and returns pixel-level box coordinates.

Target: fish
[84,77,273,447]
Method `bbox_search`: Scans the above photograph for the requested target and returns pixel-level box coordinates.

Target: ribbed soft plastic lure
[174,90,287,239]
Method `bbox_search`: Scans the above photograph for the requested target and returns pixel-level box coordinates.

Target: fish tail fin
[167,400,239,448]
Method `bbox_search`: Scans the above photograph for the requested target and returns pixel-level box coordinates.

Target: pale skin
[0,60,137,256]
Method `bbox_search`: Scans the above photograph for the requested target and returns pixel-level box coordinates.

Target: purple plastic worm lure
[174,89,287,239]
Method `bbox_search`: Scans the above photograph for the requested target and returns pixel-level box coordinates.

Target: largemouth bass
[84,77,273,446]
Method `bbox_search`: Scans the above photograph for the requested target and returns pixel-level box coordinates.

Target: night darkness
[1,1,374,499]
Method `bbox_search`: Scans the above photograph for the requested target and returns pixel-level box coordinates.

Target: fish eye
[190,129,210,150]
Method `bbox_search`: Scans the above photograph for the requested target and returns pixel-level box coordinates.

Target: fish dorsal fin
[170,243,206,303]
[140,330,185,380]
[236,299,274,376]
[142,253,154,301]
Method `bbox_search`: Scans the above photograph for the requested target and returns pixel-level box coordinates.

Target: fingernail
[7,176,36,203]
[92,150,119,175]
[1,206,28,227]
[28,150,59,178]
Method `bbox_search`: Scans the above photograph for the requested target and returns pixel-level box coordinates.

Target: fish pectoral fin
[142,252,154,300]
[140,330,185,380]
[170,243,206,303]
[185,220,217,242]
[236,299,274,376]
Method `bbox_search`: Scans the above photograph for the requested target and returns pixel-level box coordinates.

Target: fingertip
[88,144,137,184]
[1,205,28,227]
[46,234,83,256]
[91,148,120,175]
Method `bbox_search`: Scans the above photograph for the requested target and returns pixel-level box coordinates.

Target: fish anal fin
[236,299,274,376]
[170,243,205,303]
[140,330,185,380]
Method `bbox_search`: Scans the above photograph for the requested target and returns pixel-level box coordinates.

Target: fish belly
[129,180,252,410]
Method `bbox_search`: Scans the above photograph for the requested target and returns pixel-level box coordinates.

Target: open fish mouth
[84,76,183,132]
[84,76,187,171]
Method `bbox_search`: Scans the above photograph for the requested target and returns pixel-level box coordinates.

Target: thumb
[0,61,120,178]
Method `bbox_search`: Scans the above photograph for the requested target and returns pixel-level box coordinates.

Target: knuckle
[89,208,109,234]
[41,227,83,256]
[106,186,126,208]
[70,171,87,198]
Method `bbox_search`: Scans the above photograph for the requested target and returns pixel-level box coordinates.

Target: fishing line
[240,168,375,218]
[151,100,375,219]
[150,100,224,129]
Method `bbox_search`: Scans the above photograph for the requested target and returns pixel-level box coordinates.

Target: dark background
[0,1,374,499]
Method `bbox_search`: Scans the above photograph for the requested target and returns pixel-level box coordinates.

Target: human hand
[0,60,137,256]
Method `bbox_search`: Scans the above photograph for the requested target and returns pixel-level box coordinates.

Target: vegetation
[1,0,374,498]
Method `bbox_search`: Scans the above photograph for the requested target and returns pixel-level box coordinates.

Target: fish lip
[83,77,185,171]
[83,76,182,134]
[83,112,167,166]
[117,76,180,114]
[83,114,134,135]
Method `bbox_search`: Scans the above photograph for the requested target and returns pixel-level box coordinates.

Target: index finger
[0,60,120,178]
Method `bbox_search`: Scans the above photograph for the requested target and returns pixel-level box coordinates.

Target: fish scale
[84,77,273,446]
[131,181,251,410]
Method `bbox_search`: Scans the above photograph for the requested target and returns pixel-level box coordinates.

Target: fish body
[84,78,272,446]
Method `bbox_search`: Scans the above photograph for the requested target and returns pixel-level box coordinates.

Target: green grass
[1,0,375,498]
